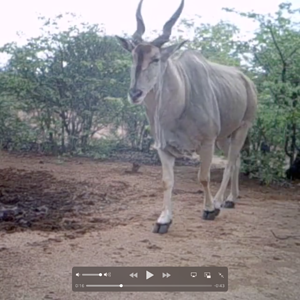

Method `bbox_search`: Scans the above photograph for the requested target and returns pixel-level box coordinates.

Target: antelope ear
[115,36,135,52]
[160,40,188,61]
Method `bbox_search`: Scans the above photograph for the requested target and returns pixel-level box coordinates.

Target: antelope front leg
[153,149,175,234]
[198,141,220,220]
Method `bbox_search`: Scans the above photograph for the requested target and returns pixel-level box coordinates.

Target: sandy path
[0,151,299,300]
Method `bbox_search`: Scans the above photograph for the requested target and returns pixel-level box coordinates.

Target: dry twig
[271,230,300,240]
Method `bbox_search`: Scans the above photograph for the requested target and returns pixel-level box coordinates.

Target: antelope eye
[151,58,159,63]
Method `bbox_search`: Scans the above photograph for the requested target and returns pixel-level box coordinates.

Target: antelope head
[116,0,187,104]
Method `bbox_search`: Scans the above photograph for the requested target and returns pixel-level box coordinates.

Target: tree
[0,14,130,154]
[224,2,300,183]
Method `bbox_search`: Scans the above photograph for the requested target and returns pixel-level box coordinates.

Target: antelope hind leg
[214,122,250,209]
[198,141,220,221]
[153,150,175,234]
[217,138,239,209]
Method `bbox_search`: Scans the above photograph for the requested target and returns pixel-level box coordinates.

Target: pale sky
[0,0,299,57]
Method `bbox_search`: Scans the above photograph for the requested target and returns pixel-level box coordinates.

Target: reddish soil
[0,150,299,300]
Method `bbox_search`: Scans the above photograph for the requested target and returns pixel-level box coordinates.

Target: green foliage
[81,137,122,159]
[0,95,40,151]
[224,2,300,183]
[179,18,242,66]
[118,99,150,151]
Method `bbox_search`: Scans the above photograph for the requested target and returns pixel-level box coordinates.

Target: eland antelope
[116,0,258,234]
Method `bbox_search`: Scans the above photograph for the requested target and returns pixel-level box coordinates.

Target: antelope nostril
[129,89,142,100]
[135,90,142,98]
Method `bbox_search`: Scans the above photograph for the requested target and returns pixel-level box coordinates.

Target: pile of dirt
[0,168,87,232]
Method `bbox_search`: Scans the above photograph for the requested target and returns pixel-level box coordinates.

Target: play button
[146,270,154,280]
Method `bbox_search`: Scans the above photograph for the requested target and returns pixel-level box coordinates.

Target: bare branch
[251,47,280,102]
[252,48,271,74]
[268,26,286,83]
[287,47,298,59]
[271,230,300,240]
[284,135,292,158]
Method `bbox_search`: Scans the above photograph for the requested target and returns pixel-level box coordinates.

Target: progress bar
[86,284,123,288]
[86,284,212,288]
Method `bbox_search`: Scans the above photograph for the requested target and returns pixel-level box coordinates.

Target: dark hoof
[222,201,235,209]
[214,208,221,216]
[153,220,172,234]
[202,209,220,221]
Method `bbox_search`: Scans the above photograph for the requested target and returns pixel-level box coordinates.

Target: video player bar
[72,266,228,292]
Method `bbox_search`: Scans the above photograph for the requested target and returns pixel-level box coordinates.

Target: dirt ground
[0,150,300,300]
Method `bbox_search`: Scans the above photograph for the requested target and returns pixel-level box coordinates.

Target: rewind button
[130,272,138,278]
